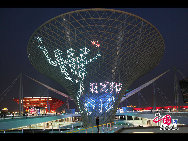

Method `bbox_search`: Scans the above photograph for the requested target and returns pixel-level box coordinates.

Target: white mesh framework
[27,8,165,127]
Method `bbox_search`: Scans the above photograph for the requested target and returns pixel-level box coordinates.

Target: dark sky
[0,8,188,111]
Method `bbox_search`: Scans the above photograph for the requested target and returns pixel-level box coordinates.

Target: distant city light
[2,108,8,111]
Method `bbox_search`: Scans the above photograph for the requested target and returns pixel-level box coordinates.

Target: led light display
[35,36,101,83]
[80,81,122,126]
[90,82,122,94]
[83,94,115,115]
[27,8,165,127]
[35,36,102,112]
[84,82,122,115]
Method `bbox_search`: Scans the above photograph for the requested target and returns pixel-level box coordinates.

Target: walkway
[0,114,75,130]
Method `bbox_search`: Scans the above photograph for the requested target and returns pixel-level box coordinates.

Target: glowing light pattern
[90,82,122,94]
[90,83,98,93]
[81,81,122,117]
[35,36,101,83]
[83,94,116,116]
[35,36,102,113]
[91,41,100,48]
[28,8,165,128]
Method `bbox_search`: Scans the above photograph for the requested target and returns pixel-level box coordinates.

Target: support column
[152,82,156,111]
[59,124,61,132]
[174,67,179,112]
[43,122,46,130]
[19,73,23,116]
[51,121,53,132]
[66,98,69,110]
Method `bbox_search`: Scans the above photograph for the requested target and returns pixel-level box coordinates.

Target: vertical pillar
[19,73,23,116]
[59,124,61,132]
[138,92,141,108]
[102,124,104,133]
[52,122,53,132]
[152,82,156,111]
[72,124,74,130]
[66,98,69,110]
[174,67,179,112]
[43,122,45,130]
[142,118,146,126]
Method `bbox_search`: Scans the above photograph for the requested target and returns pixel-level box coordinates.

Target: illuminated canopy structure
[27,8,165,127]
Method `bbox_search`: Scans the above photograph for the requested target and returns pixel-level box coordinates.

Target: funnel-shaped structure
[27,8,165,127]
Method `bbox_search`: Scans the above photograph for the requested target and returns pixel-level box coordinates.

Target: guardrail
[0,120,134,133]
[0,127,24,133]
[65,121,124,133]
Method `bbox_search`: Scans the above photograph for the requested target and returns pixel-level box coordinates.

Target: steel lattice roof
[27,8,165,127]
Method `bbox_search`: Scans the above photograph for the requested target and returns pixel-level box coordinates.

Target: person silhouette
[96,116,99,133]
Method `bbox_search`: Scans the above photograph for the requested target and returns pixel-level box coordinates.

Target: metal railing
[65,120,134,133]
[0,120,135,133]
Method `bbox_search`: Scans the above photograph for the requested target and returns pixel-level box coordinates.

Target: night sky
[0,8,188,112]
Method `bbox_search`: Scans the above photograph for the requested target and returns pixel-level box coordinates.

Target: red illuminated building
[133,106,188,111]
[13,97,64,114]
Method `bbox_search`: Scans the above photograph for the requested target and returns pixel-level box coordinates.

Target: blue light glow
[82,92,116,116]
[81,81,122,115]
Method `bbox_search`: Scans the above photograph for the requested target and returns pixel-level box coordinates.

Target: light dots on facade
[35,36,103,114]
[90,82,122,94]
[35,36,101,84]
[83,81,123,115]
[91,40,100,48]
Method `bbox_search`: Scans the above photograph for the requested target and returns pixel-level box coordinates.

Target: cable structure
[0,74,20,102]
